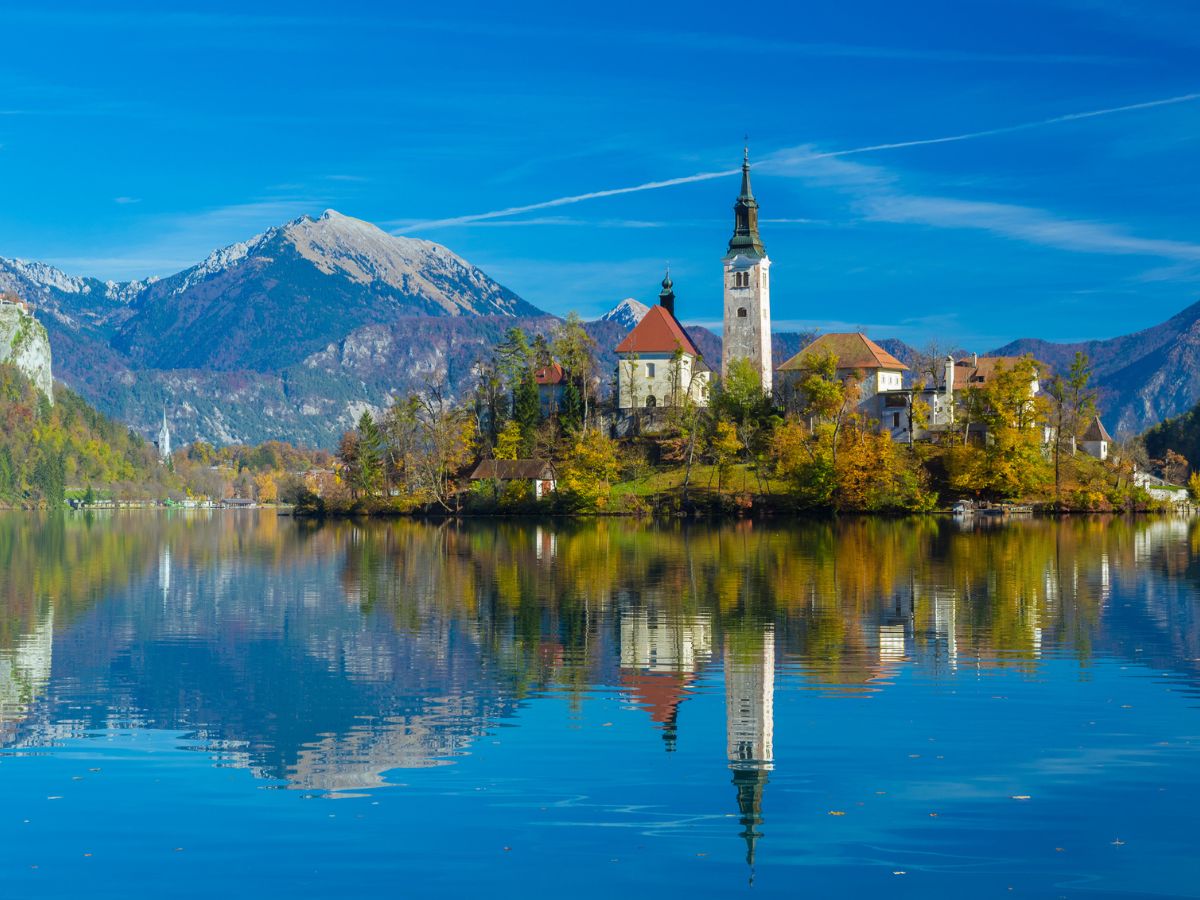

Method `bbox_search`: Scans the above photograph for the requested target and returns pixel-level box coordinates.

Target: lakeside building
[469,458,557,500]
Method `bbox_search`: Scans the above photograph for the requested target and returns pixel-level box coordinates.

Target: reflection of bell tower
[725,625,775,870]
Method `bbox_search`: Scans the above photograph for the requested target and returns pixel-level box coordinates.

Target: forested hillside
[0,363,176,506]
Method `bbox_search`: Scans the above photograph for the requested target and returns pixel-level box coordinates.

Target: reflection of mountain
[39,545,520,793]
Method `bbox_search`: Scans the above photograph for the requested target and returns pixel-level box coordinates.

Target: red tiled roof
[615,304,700,356]
[778,332,908,372]
[952,356,1044,389]
[534,363,565,385]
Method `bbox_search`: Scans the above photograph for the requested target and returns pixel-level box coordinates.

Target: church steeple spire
[658,266,675,316]
[727,147,765,259]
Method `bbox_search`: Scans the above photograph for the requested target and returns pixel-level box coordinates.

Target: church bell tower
[722,148,772,394]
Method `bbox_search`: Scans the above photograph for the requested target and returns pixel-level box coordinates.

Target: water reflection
[1,511,1199,880]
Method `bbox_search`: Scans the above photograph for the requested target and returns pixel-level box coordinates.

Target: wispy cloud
[395,91,1200,233]
[863,194,1200,262]
[113,196,140,205]
[393,168,741,232]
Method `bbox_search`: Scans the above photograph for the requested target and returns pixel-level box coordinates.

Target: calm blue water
[0,512,1197,897]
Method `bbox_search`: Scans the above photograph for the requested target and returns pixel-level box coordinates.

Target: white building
[615,272,711,410]
[722,149,772,395]
[1079,415,1112,460]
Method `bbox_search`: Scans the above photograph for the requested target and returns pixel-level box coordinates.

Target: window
[646,363,656,377]
[737,307,747,318]
[645,395,657,408]
[733,270,751,288]
[892,413,900,428]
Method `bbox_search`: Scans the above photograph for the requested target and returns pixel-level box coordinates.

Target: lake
[0,511,1197,898]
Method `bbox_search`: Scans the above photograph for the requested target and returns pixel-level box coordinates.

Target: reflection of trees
[344,516,1151,695]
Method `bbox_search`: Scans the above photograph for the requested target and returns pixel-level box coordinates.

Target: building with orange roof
[776,333,908,418]
[615,271,710,411]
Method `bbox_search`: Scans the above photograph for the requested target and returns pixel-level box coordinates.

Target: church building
[615,271,711,410]
[722,149,773,394]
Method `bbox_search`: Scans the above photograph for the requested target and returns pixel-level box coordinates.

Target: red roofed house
[615,271,710,410]
[534,362,567,416]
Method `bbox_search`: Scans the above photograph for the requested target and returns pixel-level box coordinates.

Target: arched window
[645,395,657,408]
[737,307,747,318]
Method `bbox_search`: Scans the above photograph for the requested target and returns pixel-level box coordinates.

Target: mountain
[990,298,1200,435]
[598,298,649,330]
[0,211,550,447]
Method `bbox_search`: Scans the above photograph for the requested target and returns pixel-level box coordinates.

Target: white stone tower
[157,409,171,462]
[722,148,772,394]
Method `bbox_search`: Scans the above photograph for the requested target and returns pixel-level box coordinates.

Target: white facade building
[616,272,711,411]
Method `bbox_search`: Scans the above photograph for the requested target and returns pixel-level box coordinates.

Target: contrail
[394,91,1200,233]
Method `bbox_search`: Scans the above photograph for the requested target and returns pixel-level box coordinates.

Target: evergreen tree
[559,379,583,435]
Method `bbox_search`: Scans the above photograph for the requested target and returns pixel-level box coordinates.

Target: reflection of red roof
[778,332,907,372]
[615,305,700,356]
[534,363,565,385]
[620,670,693,726]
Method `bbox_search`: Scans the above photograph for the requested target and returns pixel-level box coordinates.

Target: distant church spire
[726,147,765,259]
[157,409,171,462]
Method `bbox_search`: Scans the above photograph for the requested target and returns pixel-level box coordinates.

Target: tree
[709,421,743,494]
[552,312,597,428]
[254,472,278,504]
[406,382,477,511]
[343,411,384,499]
[494,420,523,460]
[1046,352,1097,502]
[952,357,1052,499]
[560,430,621,509]
[1161,449,1189,485]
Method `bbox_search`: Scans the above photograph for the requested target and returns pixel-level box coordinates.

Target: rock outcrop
[0,299,53,402]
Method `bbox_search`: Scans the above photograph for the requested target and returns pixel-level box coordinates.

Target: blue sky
[0,0,1197,348]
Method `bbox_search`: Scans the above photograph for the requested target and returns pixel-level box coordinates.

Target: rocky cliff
[0,300,53,401]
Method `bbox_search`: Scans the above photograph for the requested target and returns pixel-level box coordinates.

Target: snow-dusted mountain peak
[598,298,650,329]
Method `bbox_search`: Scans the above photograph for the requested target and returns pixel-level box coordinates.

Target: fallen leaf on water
[892,871,906,876]
[1011,795,1032,801]
[828,810,845,816]
[1111,839,1125,846]
[601,723,613,727]
[929,812,939,818]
